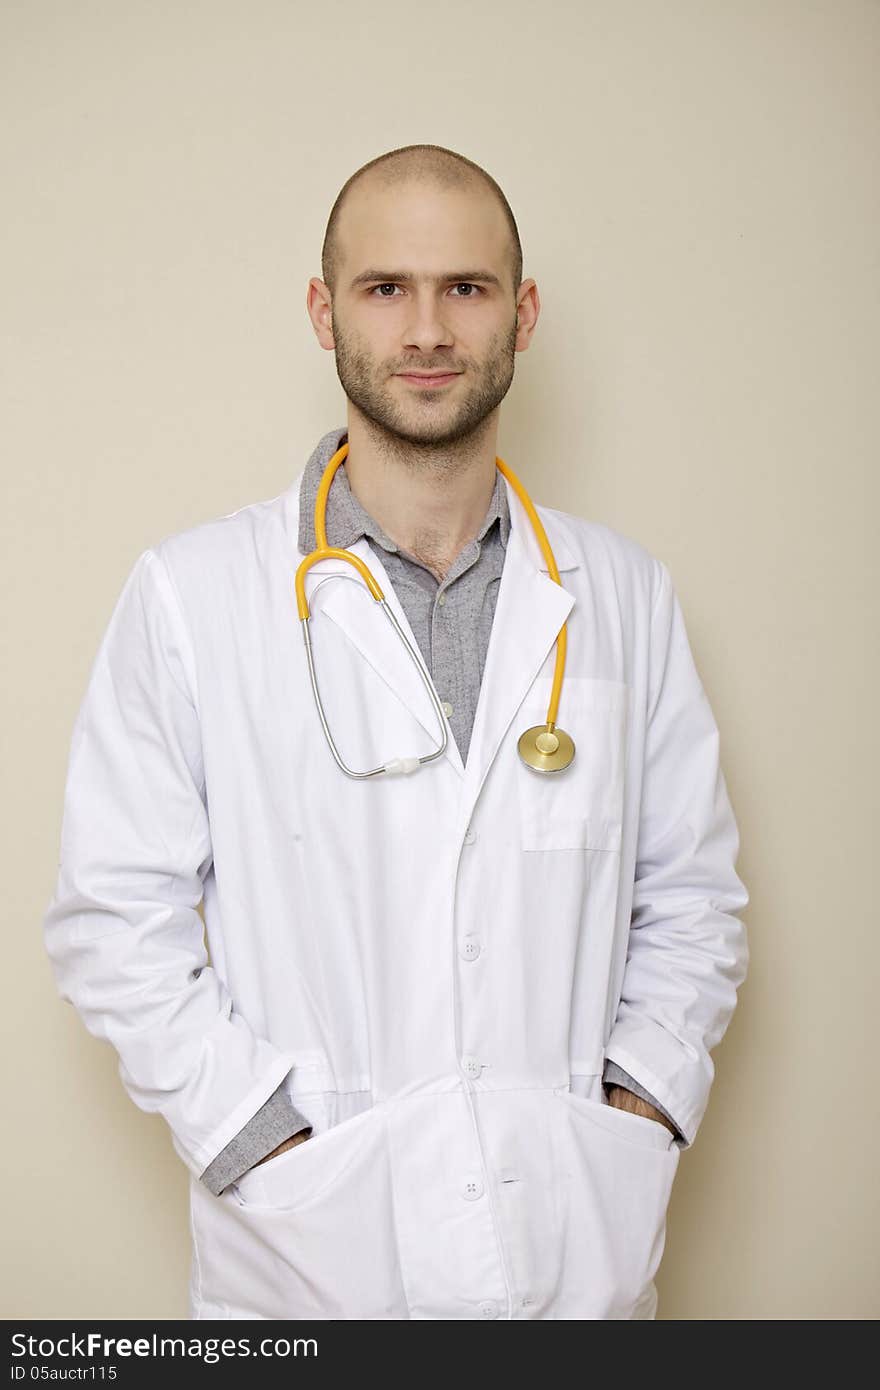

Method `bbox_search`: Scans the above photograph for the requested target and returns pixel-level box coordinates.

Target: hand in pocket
[255,1127,312,1169]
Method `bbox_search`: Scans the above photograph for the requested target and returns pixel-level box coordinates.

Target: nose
[401,290,455,355]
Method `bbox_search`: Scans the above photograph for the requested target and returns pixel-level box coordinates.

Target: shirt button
[459,935,482,961]
[460,1054,482,1079]
[463,825,477,844]
[442,700,453,717]
[462,1174,485,1201]
[437,593,447,606]
[478,1299,500,1319]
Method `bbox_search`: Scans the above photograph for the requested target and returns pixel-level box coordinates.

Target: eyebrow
[349,268,503,290]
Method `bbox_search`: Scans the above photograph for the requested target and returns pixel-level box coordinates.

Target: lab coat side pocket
[552,1085,680,1318]
[190,1098,410,1319]
[230,1092,368,1212]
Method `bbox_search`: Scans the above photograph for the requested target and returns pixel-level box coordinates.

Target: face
[309,181,538,448]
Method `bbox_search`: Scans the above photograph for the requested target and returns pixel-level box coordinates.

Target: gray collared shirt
[198,426,679,1196]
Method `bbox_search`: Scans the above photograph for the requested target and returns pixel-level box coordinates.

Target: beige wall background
[3,0,877,1320]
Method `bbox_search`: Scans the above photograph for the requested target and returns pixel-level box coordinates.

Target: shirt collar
[298,425,510,557]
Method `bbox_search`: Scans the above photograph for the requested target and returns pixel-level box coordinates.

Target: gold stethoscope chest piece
[294,440,575,778]
[517,723,576,773]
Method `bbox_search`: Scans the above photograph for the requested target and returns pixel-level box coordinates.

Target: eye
[368,283,483,298]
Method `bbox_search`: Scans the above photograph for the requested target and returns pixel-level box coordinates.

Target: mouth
[396,371,462,388]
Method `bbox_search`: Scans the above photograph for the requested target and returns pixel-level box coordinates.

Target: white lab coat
[43,463,749,1320]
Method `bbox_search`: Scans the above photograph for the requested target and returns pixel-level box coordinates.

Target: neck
[341,412,500,575]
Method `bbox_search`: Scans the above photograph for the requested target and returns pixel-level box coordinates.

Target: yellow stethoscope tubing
[293,441,568,773]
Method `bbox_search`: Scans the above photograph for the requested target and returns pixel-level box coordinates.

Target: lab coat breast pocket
[515,676,630,852]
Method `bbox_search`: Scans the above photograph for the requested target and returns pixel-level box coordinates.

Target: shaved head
[322,144,523,304]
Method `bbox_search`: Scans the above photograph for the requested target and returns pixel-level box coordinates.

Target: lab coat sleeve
[42,547,301,1181]
[603,559,749,1149]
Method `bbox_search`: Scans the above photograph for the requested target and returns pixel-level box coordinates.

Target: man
[43,143,749,1320]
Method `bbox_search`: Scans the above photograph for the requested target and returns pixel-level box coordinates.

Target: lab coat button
[459,935,482,961]
[478,1299,500,1319]
[460,1054,482,1078]
[462,1174,484,1201]
[463,825,477,844]
[442,700,454,717]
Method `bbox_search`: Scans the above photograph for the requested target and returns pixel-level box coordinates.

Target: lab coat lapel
[459,477,579,810]
[295,528,468,778]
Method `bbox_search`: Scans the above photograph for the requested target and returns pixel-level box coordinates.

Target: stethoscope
[293,440,575,778]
